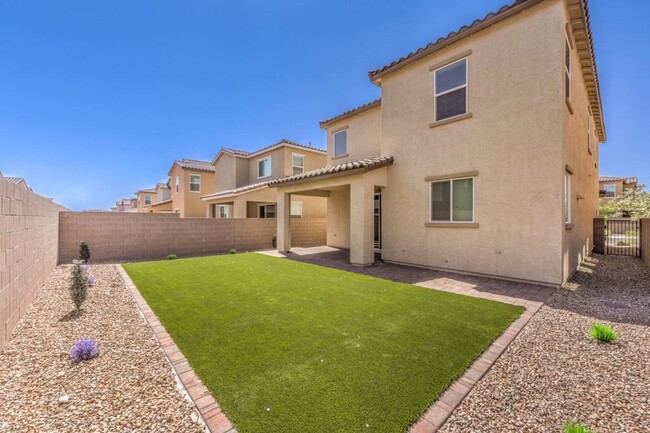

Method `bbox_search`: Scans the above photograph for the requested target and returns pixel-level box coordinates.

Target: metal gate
[605,219,641,257]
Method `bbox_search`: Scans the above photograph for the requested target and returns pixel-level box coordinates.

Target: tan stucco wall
[247,148,286,185]
[214,153,239,192]
[561,0,601,282]
[136,191,155,212]
[1,178,67,347]
[324,107,382,165]
[170,165,215,218]
[281,147,327,177]
[327,187,351,249]
[378,0,567,285]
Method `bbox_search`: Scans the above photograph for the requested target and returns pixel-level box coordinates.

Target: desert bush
[79,241,91,263]
[563,422,594,433]
[69,339,99,361]
[230,249,237,254]
[167,254,177,260]
[591,323,617,343]
[272,234,277,249]
[69,260,89,310]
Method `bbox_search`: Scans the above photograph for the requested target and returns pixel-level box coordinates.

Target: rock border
[117,265,238,433]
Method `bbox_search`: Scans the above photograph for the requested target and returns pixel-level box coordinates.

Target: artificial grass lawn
[123,254,523,433]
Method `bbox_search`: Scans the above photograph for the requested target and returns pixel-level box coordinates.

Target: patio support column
[233,200,247,218]
[350,176,374,267]
[277,191,291,253]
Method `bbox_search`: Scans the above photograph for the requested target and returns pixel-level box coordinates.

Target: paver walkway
[259,246,555,432]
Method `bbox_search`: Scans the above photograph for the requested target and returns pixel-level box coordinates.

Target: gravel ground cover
[0,264,204,433]
[439,254,650,433]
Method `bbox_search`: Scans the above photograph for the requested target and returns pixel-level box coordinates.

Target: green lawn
[123,253,522,433]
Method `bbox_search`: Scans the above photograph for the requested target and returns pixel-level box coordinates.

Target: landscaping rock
[0,265,204,433]
[439,255,650,433]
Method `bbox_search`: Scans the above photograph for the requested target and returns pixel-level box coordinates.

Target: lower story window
[217,204,232,219]
[430,177,474,222]
[291,201,303,218]
[259,204,276,218]
[565,172,572,224]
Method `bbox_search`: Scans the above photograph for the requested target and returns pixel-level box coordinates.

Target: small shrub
[69,260,89,310]
[87,275,96,286]
[564,422,594,433]
[230,249,237,254]
[167,254,177,260]
[591,323,617,343]
[69,339,99,361]
[272,234,277,249]
[616,240,630,246]
[78,241,91,263]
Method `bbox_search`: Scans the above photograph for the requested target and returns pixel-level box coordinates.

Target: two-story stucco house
[167,159,216,217]
[135,187,157,212]
[201,139,327,219]
[272,0,605,287]
[599,176,638,199]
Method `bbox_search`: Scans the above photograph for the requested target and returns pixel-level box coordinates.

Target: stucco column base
[233,200,247,218]
[277,192,291,253]
[350,177,375,267]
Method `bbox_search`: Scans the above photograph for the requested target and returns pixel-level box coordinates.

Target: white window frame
[217,204,232,218]
[291,201,303,218]
[604,184,616,198]
[333,129,348,157]
[258,156,272,179]
[433,57,468,122]
[144,195,152,206]
[565,172,572,224]
[292,153,305,175]
[429,176,475,223]
[565,36,571,101]
[175,175,180,193]
[587,114,592,155]
[189,174,201,193]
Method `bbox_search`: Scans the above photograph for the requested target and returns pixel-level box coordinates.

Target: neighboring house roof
[320,99,381,128]
[168,158,215,175]
[269,155,394,187]
[599,176,638,185]
[148,199,173,207]
[136,187,157,194]
[211,139,326,165]
[201,181,271,200]
[1,175,32,190]
[366,0,605,141]
[156,182,170,189]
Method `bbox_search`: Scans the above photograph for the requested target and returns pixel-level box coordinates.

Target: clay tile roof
[319,99,381,128]
[269,155,394,186]
[221,148,251,157]
[137,187,157,194]
[624,177,638,185]
[201,181,271,200]
[175,158,215,172]
[599,176,638,184]
[148,198,172,207]
[2,176,30,189]
[213,139,326,164]
[156,182,170,189]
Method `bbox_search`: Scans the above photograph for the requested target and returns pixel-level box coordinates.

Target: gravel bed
[439,255,650,433]
[0,265,204,433]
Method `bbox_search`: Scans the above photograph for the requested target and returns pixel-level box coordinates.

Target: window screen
[189,175,201,192]
[435,59,467,121]
[431,178,474,222]
[259,158,271,177]
[292,154,304,175]
[334,130,347,156]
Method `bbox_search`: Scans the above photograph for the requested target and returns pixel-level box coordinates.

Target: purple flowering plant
[81,264,90,273]
[68,339,100,361]
[87,275,96,286]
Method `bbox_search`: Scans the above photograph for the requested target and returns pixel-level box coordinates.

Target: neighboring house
[599,176,638,199]
[136,182,172,213]
[168,159,216,217]
[113,198,137,212]
[0,172,32,191]
[201,139,327,219]
[272,0,604,287]
[135,187,157,212]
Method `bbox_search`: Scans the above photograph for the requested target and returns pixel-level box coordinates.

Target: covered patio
[270,156,393,267]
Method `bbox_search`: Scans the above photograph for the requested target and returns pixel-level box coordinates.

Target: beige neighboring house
[0,172,32,191]
[113,198,137,212]
[599,176,638,199]
[201,139,327,219]
[135,187,157,212]
[272,0,605,287]
[136,182,172,212]
[168,159,216,217]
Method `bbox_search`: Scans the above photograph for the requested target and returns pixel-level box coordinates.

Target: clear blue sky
[1,1,647,210]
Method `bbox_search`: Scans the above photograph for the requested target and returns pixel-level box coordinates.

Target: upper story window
[604,184,616,198]
[565,37,571,100]
[434,58,468,122]
[292,153,305,175]
[430,177,474,222]
[587,115,593,155]
[175,175,180,193]
[258,157,272,178]
[334,130,347,157]
[189,174,201,192]
[565,172,572,224]
[144,195,152,206]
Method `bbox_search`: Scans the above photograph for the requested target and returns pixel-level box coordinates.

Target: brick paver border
[117,265,238,433]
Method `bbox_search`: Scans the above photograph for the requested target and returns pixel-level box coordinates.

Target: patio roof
[269,155,394,187]
[201,181,271,201]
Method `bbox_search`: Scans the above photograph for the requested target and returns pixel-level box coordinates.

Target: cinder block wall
[642,219,650,268]
[58,212,327,263]
[0,178,67,347]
